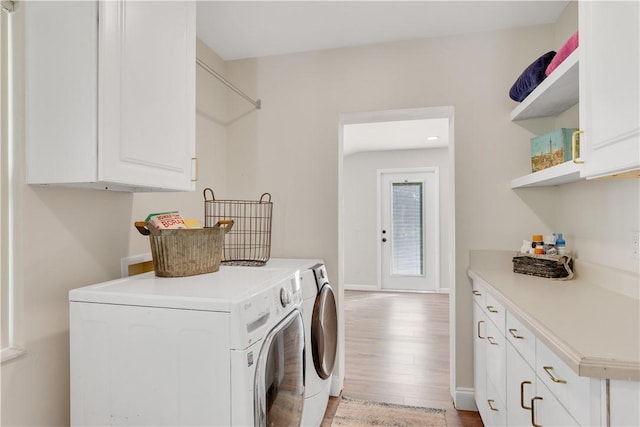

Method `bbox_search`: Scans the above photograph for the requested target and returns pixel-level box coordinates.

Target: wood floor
[321,291,483,427]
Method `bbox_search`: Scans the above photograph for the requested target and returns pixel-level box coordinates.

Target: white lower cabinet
[507,341,579,427]
[470,280,640,426]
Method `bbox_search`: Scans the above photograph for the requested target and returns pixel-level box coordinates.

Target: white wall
[3,1,638,424]
[222,6,638,402]
[343,148,450,290]
[0,8,229,421]
[223,24,559,400]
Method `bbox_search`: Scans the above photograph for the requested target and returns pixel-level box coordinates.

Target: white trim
[343,283,378,291]
[454,387,478,411]
[339,105,456,403]
[1,1,24,364]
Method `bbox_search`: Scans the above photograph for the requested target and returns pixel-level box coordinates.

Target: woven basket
[135,220,233,277]
[512,253,574,280]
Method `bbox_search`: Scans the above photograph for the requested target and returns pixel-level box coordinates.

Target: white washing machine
[267,259,337,427]
[69,265,304,426]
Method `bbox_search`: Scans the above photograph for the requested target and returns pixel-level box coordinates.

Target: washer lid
[311,284,338,379]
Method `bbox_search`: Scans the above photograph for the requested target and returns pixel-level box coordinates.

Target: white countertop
[468,250,640,381]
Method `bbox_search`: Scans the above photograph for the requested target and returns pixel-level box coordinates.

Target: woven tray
[512,253,574,280]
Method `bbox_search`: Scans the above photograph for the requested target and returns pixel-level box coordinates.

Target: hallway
[323,291,482,426]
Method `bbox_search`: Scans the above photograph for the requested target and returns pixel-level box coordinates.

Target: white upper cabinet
[25,1,196,192]
[579,1,639,179]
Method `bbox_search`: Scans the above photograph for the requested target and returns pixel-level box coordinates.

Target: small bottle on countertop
[544,234,557,254]
[532,235,544,254]
[555,233,567,255]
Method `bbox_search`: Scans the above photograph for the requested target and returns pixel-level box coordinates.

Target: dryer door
[254,309,305,427]
[311,284,338,379]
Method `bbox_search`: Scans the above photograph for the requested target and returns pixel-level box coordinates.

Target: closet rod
[196,57,261,110]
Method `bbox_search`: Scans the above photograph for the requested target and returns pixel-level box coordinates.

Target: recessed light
[426,136,439,141]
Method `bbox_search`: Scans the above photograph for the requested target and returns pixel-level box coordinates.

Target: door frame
[377,167,440,292]
[338,105,457,403]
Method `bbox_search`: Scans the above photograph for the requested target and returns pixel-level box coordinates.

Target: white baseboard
[453,387,477,411]
[344,283,379,291]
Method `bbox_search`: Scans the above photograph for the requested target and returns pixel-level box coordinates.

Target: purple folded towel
[509,51,556,102]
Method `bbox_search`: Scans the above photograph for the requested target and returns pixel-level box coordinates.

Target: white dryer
[300,263,337,427]
[69,265,305,426]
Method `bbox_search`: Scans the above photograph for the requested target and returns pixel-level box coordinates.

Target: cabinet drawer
[472,280,486,310]
[536,340,591,426]
[485,292,505,333]
[506,311,535,368]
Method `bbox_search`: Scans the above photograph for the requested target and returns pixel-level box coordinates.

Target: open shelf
[510,161,583,188]
[510,49,579,121]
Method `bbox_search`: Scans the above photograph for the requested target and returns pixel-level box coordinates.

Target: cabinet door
[485,319,506,405]
[473,300,488,421]
[533,380,579,427]
[506,342,535,427]
[579,1,639,178]
[609,379,640,426]
[100,0,196,191]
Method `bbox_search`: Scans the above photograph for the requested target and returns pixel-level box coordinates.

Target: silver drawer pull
[487,336,498,345]
[472,290,481,296]
[486,305,499,313]
[543,366,567,384]
[487,399,499,412]
[508,328,524,339]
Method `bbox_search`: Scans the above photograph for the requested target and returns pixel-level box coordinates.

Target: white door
[379,169,438,291]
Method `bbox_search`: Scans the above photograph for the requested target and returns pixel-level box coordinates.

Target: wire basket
[203,188,273,266]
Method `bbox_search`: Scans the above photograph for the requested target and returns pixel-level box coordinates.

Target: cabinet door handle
[477,320,485,339]
[472,290,481,296]
[531,396,543,427]
[543,366,567,384]
[486,305,499,313]
[520,381,532,410]
[487,336,498,346]
[487,399,499,412]
[508,328,524,339]
[191,157,198,182]
[572,130,584,164]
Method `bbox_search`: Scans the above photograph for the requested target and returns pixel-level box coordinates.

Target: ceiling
[196,1,568,61]
[195,1,568,155]
[343,119,449,156]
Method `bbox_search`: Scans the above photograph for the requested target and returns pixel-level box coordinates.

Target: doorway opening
[337,105,456,405]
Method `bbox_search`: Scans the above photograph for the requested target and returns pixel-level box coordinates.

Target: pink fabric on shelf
[545,31,579,76]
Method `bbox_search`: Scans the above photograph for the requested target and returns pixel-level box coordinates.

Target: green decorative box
[530,128,579,172]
